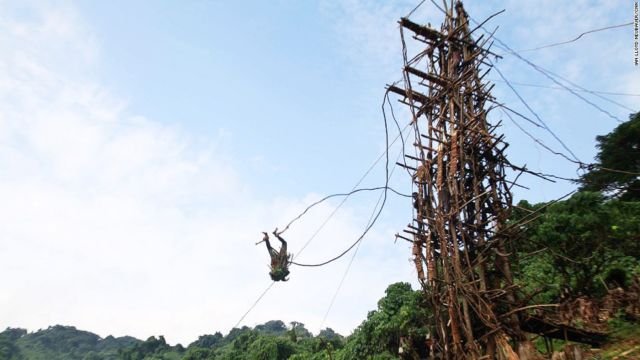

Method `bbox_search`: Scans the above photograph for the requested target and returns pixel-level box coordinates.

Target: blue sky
[0,0,637,346]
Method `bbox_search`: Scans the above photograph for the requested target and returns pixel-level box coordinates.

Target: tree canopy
[580,112,640,200]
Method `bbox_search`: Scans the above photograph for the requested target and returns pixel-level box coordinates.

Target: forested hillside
[0,326,140,360]
[0,281,638,359]
[0,282,423,359]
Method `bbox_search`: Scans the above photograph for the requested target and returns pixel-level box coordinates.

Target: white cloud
[0,0,417,345]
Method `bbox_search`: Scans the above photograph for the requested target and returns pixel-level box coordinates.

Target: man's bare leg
[272,228,287,255]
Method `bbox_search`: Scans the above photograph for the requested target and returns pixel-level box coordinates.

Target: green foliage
[513,192,640,299]
[118,335,184,360]
[606,312,640,343]
[97,335,141,355]
[607,200,640,258]
[181,347,213,360]
[0,328,26,360]
[0,284,431,359]
[187,333,223,350]
[0,329,27,343]
[21,325,100,359]
[288,354,328,360]
[335,282,428,360]
[0,326,144,360]
[516,252,562,304]
[512,113,640,302]
[580,112,640,201]
[287,322,311,343]
[254,321,287,337]
[534,192,612,294]
[221,327,251,346]
[317,328,341,342]
[212,327,260,360]
[246,336,297,360]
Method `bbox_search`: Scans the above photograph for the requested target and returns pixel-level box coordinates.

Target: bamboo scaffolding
[394,2,536,358]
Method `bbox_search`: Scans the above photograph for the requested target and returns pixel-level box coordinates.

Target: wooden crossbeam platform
[387,85,429,104]
[404,66,450,87]
[399,17,443,42]
[521,316,608,347]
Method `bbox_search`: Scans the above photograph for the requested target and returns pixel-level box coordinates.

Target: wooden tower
[390,2,531,358]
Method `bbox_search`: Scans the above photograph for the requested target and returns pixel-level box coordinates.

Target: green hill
[0,325,141,360]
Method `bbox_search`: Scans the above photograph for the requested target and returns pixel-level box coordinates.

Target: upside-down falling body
[257,229,292,282]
